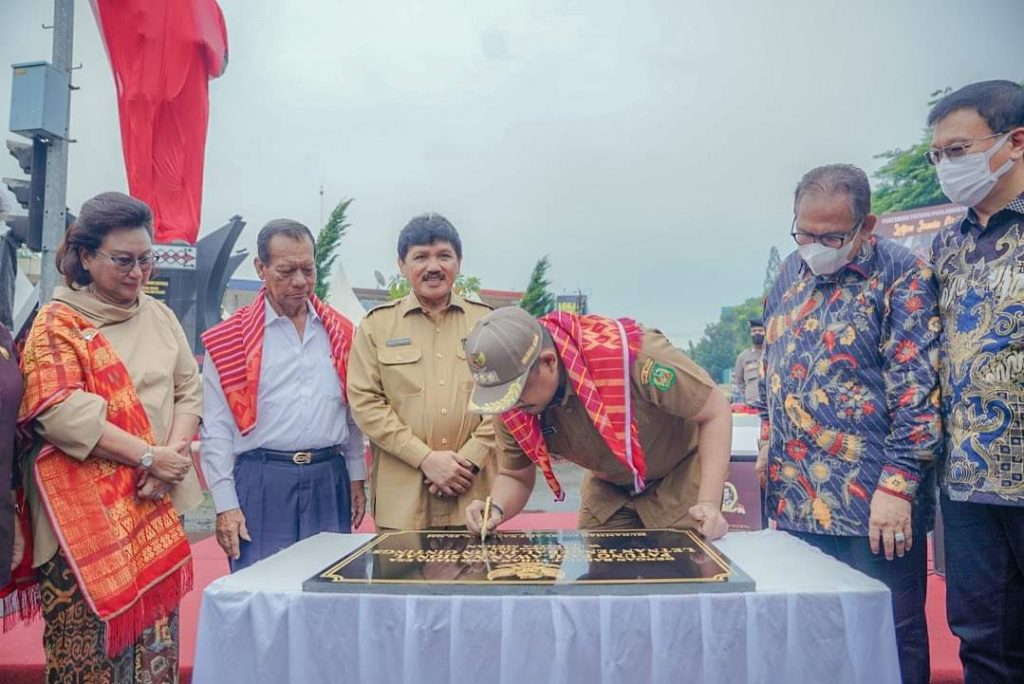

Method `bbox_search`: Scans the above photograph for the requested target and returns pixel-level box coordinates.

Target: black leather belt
[239,445,343,465]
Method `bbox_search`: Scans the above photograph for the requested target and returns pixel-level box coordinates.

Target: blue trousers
[231,453,351,572]
[941,493,1024,684]
[786,529,930,684]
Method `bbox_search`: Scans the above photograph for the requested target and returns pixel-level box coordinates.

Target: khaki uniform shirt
[347,293,497,529]
[497,330,716,529]
[23,287,203,567]
[732,347,763,406]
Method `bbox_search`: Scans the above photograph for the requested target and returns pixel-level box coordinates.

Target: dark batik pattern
[39,553,180,684]
[932,195,1024,507]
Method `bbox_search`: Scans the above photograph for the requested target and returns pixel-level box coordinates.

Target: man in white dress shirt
[200,219,366,570]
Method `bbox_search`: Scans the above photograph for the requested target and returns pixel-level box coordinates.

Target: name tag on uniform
[385,337,412,347]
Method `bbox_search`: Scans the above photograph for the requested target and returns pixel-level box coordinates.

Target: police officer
[732,318,765,408]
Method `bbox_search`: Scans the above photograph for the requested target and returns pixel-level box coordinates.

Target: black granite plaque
[303,529,755,595]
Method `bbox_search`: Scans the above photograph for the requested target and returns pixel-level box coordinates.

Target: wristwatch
[139,445,154,471]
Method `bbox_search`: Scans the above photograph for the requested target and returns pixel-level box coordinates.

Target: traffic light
[3,138,46,250]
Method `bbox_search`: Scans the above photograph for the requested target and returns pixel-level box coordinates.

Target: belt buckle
[292,451,313,465]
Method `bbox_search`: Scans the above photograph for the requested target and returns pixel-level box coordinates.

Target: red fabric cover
[90,0,228,244]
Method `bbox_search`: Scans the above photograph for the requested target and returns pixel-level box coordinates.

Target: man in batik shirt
[757,164,941,684]
[927,80,1024,684]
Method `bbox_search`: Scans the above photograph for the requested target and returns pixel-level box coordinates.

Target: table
[192,530,900,684]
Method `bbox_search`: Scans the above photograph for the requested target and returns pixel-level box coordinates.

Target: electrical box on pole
[9,61,70,140]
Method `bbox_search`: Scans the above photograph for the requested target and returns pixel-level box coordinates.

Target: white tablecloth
[192,530,900,684]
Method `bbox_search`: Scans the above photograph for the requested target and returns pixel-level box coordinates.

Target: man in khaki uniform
[732,318,765,408]
[462,307,732,540]
[348,214,496,530]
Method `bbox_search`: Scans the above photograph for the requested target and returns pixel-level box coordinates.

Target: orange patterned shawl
[500,313,646,500]
[16,302,192,656]
[201,289,355,435]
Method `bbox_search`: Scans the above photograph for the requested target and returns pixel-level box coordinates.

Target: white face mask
[798,227,861,276]
[935,133,1014,208]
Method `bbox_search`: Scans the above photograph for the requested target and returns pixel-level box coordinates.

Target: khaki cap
[465,307,544,414]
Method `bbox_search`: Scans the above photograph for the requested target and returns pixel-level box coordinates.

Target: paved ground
[183,492,216,543]
[524,461,582,513]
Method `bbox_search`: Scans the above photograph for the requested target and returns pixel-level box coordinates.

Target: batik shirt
[932,194,1024,507]
[759,237,942,535]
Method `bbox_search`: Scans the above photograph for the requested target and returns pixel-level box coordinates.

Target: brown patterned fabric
[39,552,179,683]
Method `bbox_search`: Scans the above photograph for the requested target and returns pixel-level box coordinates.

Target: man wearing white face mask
[757,164,942,684]
[927,80,1024,684]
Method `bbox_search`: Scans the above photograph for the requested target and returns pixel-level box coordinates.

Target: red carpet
[0,534,230,684]
[0,514,963,683]
[928,569,964,684]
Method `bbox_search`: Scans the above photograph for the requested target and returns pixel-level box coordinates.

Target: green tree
[871,138,946,214]
[763,246,781,295]
[687,296,764,383]
[871,88,951,214]
[314,198,353,300]
[519,256,555,316]
[386,273,483,300]
[456,274,482,299]
[387,273,411,300]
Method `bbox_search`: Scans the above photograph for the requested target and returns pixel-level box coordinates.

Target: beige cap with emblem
[464,307,544,415]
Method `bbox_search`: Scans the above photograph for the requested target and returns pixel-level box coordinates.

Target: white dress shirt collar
[263,297,321,328]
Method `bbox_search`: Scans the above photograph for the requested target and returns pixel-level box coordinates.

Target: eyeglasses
[95,250,159,274]
[790,218,862,249]
[924,131,1007,165]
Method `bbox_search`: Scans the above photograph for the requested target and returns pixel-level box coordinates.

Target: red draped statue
[90,0,228,244]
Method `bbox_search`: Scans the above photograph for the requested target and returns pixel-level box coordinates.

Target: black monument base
[303,529,755,595]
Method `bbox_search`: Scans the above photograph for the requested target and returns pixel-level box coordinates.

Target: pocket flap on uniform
[378,346,422,365]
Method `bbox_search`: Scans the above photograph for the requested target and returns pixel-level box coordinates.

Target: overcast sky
[2,0,1022,344]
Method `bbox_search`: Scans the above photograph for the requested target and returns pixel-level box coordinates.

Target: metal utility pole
[38,0,74,303]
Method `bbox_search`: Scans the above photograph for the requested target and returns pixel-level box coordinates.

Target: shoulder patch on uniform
[465,299,494,310]
[648,362,676,391]
[639,358,655,385]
